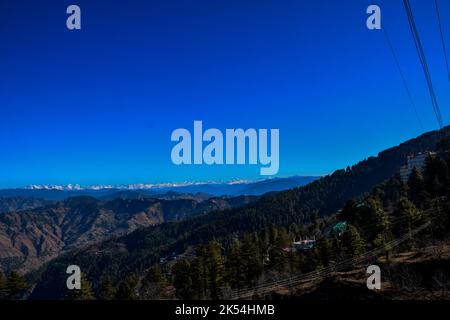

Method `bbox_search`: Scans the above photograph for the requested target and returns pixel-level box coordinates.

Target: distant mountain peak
[25,176,317,192]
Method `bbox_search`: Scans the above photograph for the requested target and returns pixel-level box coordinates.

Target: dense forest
[7,127,450,300]
[55,136,450,300]
[168,138,450,299]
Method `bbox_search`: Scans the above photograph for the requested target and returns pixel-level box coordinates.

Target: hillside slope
[0,195,256,273]
[28,127,450,299]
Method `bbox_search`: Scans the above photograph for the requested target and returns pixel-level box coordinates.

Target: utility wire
[383,27,424,131]
[229,201,446,299]
[435,0,450,81]
[231,221,431,299]
[403,0,444,129]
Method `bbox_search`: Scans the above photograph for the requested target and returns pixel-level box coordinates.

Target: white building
[400,152,435,182]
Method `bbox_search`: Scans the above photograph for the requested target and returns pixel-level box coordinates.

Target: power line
[383,27,424,131]
[435,0,450,81]
[403,0,444,129]
[228,203,440,299]
[231,221,431,299]
[229,201,446,299]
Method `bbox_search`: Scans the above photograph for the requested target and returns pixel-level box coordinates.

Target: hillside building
[399,152,435,182]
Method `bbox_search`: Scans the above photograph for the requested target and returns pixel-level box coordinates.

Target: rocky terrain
[0,194,256,273]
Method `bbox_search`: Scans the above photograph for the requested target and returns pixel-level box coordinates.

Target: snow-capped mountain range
[4,176,319,199]
[26,179,258,191]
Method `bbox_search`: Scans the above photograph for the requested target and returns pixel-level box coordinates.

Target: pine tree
[189,257,207,299]
[339,199,358,225]
[240,234,263,287]
[424,155,447,196]
[206,241,224,299]
[408,167,429,207]
[428,199,450,237]
[270,228,290,271]
[98,278,116,300]
[141,266,166,299]
[194,245,209,298]
[6,271,27,299]
[116,274,139,300]
[317,238,333,266]
[395,198,422,232]
[342,225,365,257]
[372,232,392,263]
[362,197,390,242]
[173,259,193,299]
[394,198,422,249]
[225,240,245,290]
[381,174,407,206]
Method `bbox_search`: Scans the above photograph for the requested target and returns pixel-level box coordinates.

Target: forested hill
[29,127,450,299]
[0,195,257,274]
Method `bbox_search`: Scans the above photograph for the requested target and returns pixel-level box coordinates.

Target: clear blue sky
[0,0,449,188]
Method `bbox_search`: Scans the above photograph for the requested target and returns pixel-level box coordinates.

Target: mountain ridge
[28,126,450,299]
[0,195,257,274]
[0,176,318,200]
